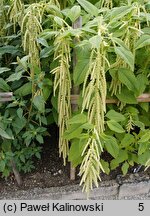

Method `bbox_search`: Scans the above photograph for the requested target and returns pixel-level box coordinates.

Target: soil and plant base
[0,0,150,195]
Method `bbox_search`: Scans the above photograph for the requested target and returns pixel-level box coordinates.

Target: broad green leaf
[0,67,11,74]
[107,120,125,133]
[121,134,134,148]
[121,162,129,176]
[40,46,53,58]
[37,37,49,47]
[139,102,149,112]
[110,150,128,170]
[17,55,29,70]
[103,135,119,158]
[73,45,91,85]
[116,87,137,104]
[64,124,82,140]
[0,161,5,172]
[12,117,26,134]
[36,134,44,144]
[100,159,110,175]
[89,35,101,48]
[43,85,52,101]
[35,152,41,159]
[0,127,14,139]
[54,16,63,26]
[138,142,148,155]
[0,45,18,55]
[79,122,94,130]
[0,78,10,91]
[77,0,99,16]
[118,68,138,95]
[68,113,87,125]
[68,139,86,167]
[14,82,32,96]
[137,74,149,95]
[135,34,150,50]
[111,37,128,50]
[134,121,145,131]
[114,46,134,71]
[139,131,150,143]
[2,140,11,152]
[20,154,25,163]
[33,95,45,113]
[138,150,150,165]
[108,6,133,21]
[68,6,81,22]
[6,71,23,82]
[106,109,125,122]
[17,108,23,119]
[141,27,150,35]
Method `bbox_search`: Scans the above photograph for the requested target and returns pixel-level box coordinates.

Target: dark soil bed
[0,125,149,196]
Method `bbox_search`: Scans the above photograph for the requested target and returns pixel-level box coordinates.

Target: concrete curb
[1,175,150,200]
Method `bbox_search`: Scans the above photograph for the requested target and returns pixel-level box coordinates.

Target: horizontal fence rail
[0,92,13,102]
[70,93,150,105]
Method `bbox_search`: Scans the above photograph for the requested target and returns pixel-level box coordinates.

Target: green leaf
[110,150,128,170]
[0,45,18,55]
[116,87,137,104]
[68,139,86,167]
[138,142,148,155]
[114,46,134,71]
[33,95,45,113]
[0,67,11,74]
[107,120,125,133]
[139,131,150,143]
[112,37,129,50]
[73,44,91,85]
[35,152,41,159]
[0,78,10,91]
[138,150,150,165]
[121,162,129,176]
[118,68,138,95]
[106,109,125,122]
[64,124,82,140]
[103,135,119,158]
[37,37,49,47]
[108,6,133,21]
[121,134,134,148]
[14,82,32,96]
[135,34,150,50]
[77,0,99,16]
[89,35,101,49]
[12,117,26,134]
[68,113,87,125]
[0,127,14,139]
[6,71,23,82]
[0,160,5,172]
[100,159,110,175]
[134,121,145,131]
[68,5,81,22]
[79,122,94,130]
[54,16,63,26]
[17,108,23,119]
[137,74,149,95]
[20,154,25,163]
[36,135,44,144]
[2,140,11,152]
[40,46,53,58]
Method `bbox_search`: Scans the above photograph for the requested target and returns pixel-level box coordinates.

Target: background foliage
[0,0,150,194]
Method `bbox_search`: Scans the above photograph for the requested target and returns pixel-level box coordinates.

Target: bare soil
[0,125,149,196]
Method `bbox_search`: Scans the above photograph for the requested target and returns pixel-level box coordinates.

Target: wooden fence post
[70,17,82,181]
